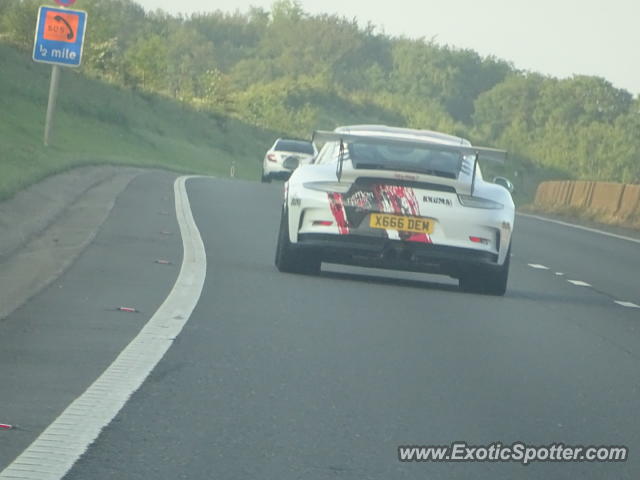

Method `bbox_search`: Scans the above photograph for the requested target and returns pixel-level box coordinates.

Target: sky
[134,0,640,95]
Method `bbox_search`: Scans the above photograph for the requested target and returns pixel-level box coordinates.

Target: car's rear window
[275,140,315,155]
[347,142,463,179]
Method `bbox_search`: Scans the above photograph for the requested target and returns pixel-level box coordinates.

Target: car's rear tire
[459,244,511,296]
[275,208,321,275]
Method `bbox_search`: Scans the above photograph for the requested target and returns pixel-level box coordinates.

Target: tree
[271,0,305,23]
[533,76,632,127]
[195,69,236,113]
[85,37,124,82]
[472,73,547,143]
[389,39,510,123]
[123,34,168,91]
[0,1,9,24]
[1,0,41,50]
[164,27,216,100]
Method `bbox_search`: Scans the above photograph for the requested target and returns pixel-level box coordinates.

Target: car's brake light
[267,154,277,162]
[469,236,490,245]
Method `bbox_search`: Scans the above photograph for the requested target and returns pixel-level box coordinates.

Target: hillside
[0,42,275,201]
[1,0,638,203]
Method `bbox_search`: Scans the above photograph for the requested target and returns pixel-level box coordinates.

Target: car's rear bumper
[295,233,501,277]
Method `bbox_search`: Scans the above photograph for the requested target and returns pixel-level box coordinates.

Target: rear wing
[312,130,507,164]
[312,130,507,195]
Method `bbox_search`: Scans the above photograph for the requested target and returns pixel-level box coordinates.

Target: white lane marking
[567,280,592,287]
[528,263,549,270]
[615,301,640,309]
[517,212,640,245]
[555,272,565,276]
[0,176,207,480]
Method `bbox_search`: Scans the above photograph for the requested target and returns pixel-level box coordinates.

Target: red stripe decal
[328,193,349,234]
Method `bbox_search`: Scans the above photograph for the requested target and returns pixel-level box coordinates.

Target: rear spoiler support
[337,139,345,182]
[470,152,479,196]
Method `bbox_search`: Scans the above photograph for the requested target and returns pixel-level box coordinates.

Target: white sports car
[275,125,514,295]
[261,138,317,183]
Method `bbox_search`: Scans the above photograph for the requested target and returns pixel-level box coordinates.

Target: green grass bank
[0,42,275,201]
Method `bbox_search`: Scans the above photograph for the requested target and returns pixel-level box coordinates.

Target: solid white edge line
[614,301,640,309]
[0,176,207,480]
[567,280,592,287]
[517,212,640,245]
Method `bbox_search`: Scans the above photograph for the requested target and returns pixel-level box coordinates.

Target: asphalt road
[2,173,639,479]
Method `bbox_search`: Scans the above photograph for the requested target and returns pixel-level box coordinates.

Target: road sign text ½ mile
[33,6,87,67]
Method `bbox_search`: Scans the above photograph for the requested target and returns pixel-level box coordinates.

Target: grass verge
[0,42,276,201]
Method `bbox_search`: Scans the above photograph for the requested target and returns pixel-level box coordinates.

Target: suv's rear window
[275,140,315,155]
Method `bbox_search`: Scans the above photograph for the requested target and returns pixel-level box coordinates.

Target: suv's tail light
[267,154,277,162]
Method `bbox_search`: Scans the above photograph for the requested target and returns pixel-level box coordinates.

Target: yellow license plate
[369,213,435,234]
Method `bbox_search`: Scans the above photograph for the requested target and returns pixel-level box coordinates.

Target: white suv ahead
[261,138,317,183]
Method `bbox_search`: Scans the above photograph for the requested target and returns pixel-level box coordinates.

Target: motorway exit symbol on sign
[33,6,87,67]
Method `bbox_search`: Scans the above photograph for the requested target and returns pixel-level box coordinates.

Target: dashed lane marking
[567,280,592,287]
[528,264,550,270]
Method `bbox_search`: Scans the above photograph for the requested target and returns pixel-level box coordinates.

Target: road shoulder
[0,171,182,471]
[517,209,640,242]
[0,167,141,321]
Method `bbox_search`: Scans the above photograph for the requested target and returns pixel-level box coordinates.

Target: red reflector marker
[313,221,334,226]
[118,307,139,313]
[0,424,13,430]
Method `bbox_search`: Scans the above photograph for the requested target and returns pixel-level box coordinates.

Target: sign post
[44,66,61,147]
[33,2,87,146]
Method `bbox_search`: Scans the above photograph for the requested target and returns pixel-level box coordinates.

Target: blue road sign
[33,6,87,67]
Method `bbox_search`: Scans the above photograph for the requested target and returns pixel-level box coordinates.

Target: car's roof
[333,125,471,147]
